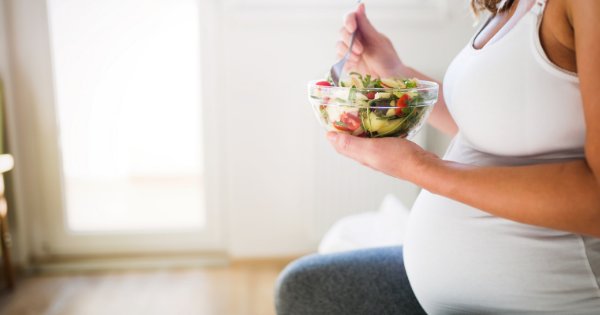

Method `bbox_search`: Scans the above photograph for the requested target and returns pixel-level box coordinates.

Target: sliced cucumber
[385,108,396,117]
[376,118,402,135]
[364,112,388,132]
[375,109,418,137]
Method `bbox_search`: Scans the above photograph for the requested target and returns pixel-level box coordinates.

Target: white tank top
[404,0,600,313]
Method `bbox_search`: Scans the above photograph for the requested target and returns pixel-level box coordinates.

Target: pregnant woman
[275,0,600,314]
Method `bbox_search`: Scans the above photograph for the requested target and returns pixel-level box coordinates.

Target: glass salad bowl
[308,77,439,139]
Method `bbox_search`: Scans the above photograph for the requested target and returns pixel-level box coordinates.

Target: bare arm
[401,67,458,137]
[571,0,600,192]
[417,159,600,238]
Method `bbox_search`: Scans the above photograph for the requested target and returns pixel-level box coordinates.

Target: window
[48,0,204,232]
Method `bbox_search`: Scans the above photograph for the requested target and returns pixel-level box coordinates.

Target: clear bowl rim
[311,103,435,108]
[307,79,439,91]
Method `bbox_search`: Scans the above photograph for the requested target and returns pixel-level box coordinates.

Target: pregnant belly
[403,190,600,315]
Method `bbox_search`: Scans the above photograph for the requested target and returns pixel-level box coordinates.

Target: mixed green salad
[309,73,438,139]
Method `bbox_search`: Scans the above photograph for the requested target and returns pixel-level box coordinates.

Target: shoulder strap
[530,0,547,16]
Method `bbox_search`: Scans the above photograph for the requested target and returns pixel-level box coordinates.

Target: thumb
[326,132,372,164]
[355,3,378,38]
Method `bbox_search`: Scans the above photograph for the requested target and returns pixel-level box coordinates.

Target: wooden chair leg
[0,175,14,289]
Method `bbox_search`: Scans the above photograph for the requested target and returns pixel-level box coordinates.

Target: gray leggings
[274,246,427,315]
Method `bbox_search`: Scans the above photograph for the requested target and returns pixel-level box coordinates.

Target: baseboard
[26,253,230,274]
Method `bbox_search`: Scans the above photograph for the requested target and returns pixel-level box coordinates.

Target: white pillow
[318,193,411,254]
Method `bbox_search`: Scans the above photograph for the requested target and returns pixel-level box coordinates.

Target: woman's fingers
[343,63,357,74]
[326,132,382,167]
[334,40,346,56]
[343,10,357,33]
[355,3,378,38]
[334,49,362,73]
[334,53,360,63]
[334,41,361,62]
[326,132,364,162]
[337,56,358,73]
[335,55,359,72]
[326,132,401,179]
[338,27,363,55]
[326,131,439,181]
[336,3,366,71]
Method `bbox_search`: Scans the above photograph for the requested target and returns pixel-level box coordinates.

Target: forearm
[413,156,600,238]
[399,66,458,137]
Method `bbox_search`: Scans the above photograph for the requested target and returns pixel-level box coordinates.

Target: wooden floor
[0,261,291,315]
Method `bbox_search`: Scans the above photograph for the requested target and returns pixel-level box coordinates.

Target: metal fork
[329,2,360,87]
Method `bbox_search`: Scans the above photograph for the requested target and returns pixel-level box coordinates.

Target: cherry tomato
[316,81,332,87]
[357,132,367,138]
[340,112,361,131]
[396,94,411,115]
[333,124,352,132]
[366,92,376,100]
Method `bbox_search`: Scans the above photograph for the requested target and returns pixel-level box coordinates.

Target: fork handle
[345,31,356,60]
